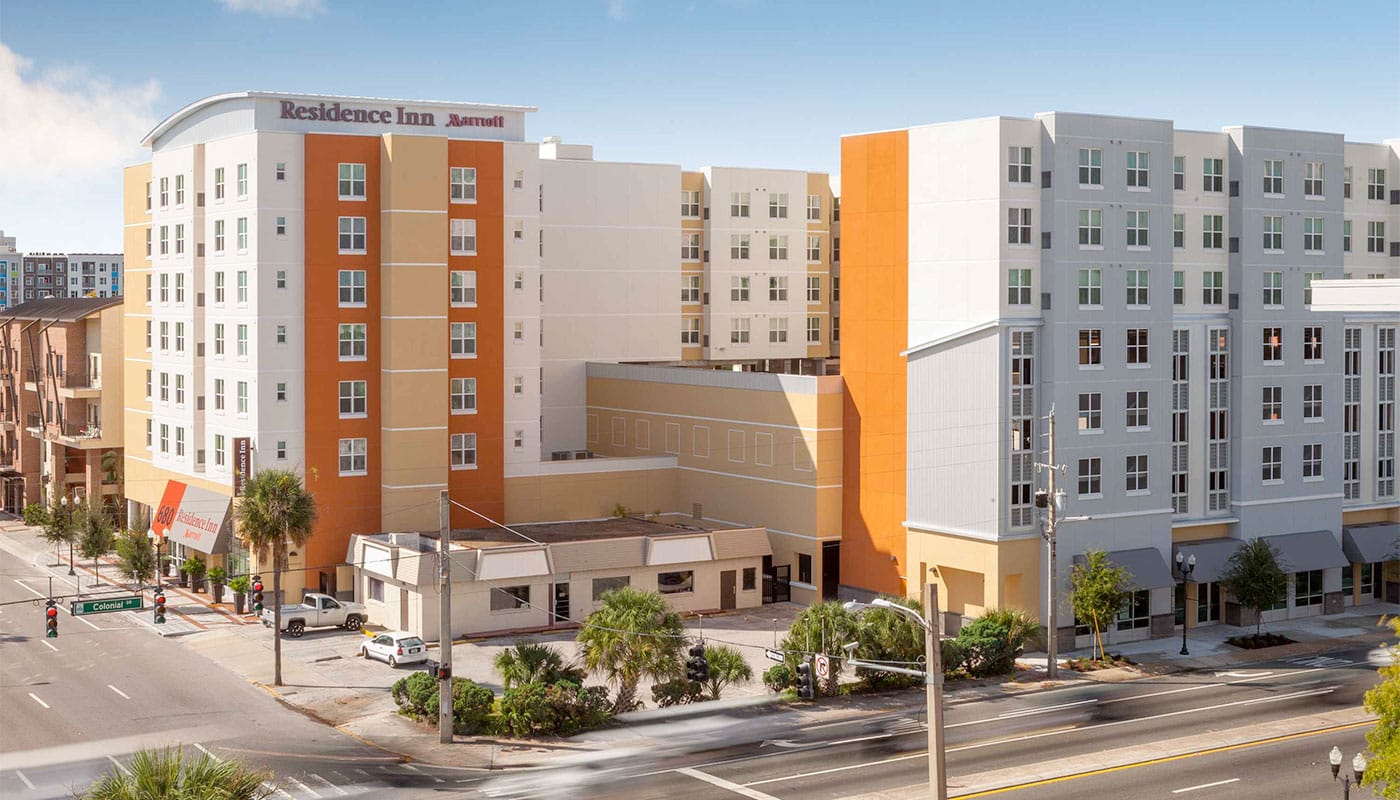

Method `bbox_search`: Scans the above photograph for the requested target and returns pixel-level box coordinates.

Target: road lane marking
[72,612,101,630]
[307,773,349,796]
[108,684,130,700]
[106,755,130,775]
[262,782,295,800]
[41,640,58,652]
[743,752,925,787]
[287,776,322,798]
[28,693,49,709]
[1173,778,1240,793]
[193,743,220,760]
[997,699,1097,718]
[14,769,35,790]
[12,579,45,597]
[679,767,782,799]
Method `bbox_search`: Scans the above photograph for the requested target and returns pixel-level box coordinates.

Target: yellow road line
[955,719,1376,798]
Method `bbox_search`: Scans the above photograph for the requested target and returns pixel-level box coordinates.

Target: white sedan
[360,631,429,667]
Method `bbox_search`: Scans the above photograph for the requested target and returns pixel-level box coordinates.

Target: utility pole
[438,489,452,744]
[1044,406,1059,680]
[924,582,947,800]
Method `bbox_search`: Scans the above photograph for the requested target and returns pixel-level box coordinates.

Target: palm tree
[701,644,753,700]
[493,641,585,690]
[80,747,274,800]
[76,501,116,587]
[234,468,318,687]
[576,586,684,713]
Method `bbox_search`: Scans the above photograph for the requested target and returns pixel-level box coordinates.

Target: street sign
[71,596,143,616]
[815,654,830,680]
[764,648,784,663]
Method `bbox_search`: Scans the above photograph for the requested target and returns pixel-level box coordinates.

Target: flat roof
[457,513,737,547]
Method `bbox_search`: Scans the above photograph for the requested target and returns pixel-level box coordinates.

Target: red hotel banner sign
[151,480,233,555]
[233,437,251,496]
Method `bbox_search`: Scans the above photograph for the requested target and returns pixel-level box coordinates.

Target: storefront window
[657,571,694,594]
[1295,570,1324,607]
[1115,589,1150,631]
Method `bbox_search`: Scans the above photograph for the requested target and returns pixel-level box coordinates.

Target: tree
[76,501,116,587]
[493,641,584,690]
[79,747,274,800]
[1364,616,1400,799]
[114,529,156,586]
[1220,538,1287,637]
[779,601,861,695]
[701,644,753,700]
[853,596,925,690]
[576,586,684,713]
[234,469,318,687]
[40,492,77,567]
[1069,550,1133,660]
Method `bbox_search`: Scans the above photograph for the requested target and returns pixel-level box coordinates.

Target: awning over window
[1342,523,1400,564]
[1171,538,1244,584]
[1260,530,1350,573]
[1075,547,1175,590]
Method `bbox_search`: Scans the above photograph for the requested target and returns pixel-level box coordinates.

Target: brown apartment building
[0,298,125,513]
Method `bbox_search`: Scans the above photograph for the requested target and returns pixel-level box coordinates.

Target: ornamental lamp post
[1175,551,1196,656]
[61,495,75,577]
[1328,746,1368,799]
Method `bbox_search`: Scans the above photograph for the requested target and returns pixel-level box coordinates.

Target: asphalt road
[0,538,478,799]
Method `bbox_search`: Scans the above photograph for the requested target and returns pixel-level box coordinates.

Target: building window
[451,377,477,413]
[449,167,477,202]
[1078,329,1102,366]
[450,271,477,305]
[214,378,224,411]
[806,275,822,303]
[1263,159,1284,195]
[1295,570,1324,606]
[806,235,821,263]
[484,585,530,612]
[339,269,366,305]
[451,433,477,469]
[175,321,186,352]
[1203,271,1224,305]
[1378,327,1395,498]
[1126,210,1148,248]
[731,276,750,301]
[1126,454,1148,492]
[1263,215,1283,251]
[159,371,169,401]
[1078,268,1101,306]
[1126,151,1148,188]
[1368,168,1387,201]
[1078,457,1102,497]
[1078,147,1102,186]
[1303,384,1323,421]
[212,271,225,304]
[1202,215,1224,249]
[513,376,524,396]
[742,567,757,591]
[236,381,248,414]
[1208,329,1230,511]
[1343,220,1352,253]
[806,316,821,343]
[1127,328,1149,365]
[513,321,524,342]
[1173,213,1184,249]
[450,322,477,357]
[159,176,169,207]
[1262,327,1283,362]
[159,226,169,256]
[236,163,248,197]
[807,193,821,221]
[1116,590,1150,631]
[1261,446,1283,483]
[1203,158,1223,192]
[1077,208,1102,246]
[213,167,225,200]
[730,234,750,260]
[730,192,750,218]
[1126,390,1149,429]
[592,576,630,601]
[339,380,367,417]
[1173,271,1184,305]
[339,438,367,475]
[1303,272,1324,306]
[272,216,286,236]
[159,424,169,453]
[1008,208,1031,244]
[1262,385,1283,422]
[450,218,477,255]
[276,441,287,460]
[1303,443,1323,480]
[768,276,788,301]
[681,274,702,304]
[681,318,701,345]
[275,382,286,402]
[1304,161,1324,197]
[338,163,366,199]
[1367,221,1386,253]
[339,323,367,359]
[769,318,788,343]
[213,323,225,356]
[1126,269,1149,306]
[658,570,694,594]
[214,434,225,467]
[681,232,701,261]
[214,219,225,253]
[768,235,788,261]
[159,321,169,351]
[275,324,286,344]
[768,192,788,219]
[1078,392,1102,432]
[1007,269,1031,306]
[730,318,750,344]
[1303,326,1323,362]
[1263,271,1283,306]
[235,270,248,304]
[1173,155,1184,190]
[1008,146,1032,183]
[338,216,366,253]
[681,190,700,218]
[236,217,248,251]
[236,324,248,357]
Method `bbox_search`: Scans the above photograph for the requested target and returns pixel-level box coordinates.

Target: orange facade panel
[839,130,909,597]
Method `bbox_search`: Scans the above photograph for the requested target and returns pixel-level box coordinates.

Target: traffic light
[252,576,264,612]
[795,659,814,699]
[686,644,709,683]
[153,592,167,624]
[44,599,58,638]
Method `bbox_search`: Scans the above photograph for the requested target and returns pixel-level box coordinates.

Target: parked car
[260,592,367,637]
[360,631,429,667]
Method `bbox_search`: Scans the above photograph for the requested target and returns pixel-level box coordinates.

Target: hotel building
[841,115,1398,647]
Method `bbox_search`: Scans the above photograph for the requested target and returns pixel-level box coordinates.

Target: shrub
[22,502,49,527]
[854,597,925,691]
[651,677,704,707]
[952,615,1018,678]
[498,681,611,737]
[390,672,495,735]
[763,663,795,693]
[228,575,251,595]
[977,608,1043,653]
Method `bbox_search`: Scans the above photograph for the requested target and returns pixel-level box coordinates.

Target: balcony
[24,369,100,397]
[30,418,106,449]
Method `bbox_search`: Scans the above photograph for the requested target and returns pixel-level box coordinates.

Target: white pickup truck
[260,592,367,637]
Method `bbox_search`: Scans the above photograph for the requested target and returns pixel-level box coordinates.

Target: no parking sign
[815,654,830,680]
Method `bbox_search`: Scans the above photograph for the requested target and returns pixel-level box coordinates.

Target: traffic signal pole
[925,582,946,800]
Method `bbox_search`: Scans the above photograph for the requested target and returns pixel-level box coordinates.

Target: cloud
[218,0,325,18]
[0,43,161,251]
[607,0,626,19]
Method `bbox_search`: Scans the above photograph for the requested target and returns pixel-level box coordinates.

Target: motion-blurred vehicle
[479,747,650,799]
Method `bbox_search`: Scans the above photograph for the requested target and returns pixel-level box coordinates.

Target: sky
[1,0,1398,252]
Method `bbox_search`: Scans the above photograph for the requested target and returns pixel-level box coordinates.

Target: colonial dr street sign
[71,596,143,616]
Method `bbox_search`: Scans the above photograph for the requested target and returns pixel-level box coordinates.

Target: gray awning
[1075,547,1175,590]
[1343,523,1400,564]
[1172,538,1244,584]
[1260,530,1350,573]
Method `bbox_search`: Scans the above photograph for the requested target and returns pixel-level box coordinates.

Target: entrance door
[821,541,841,600]
[552,583,570,624]
[719,570,736,610]
[1196,581,1221,624]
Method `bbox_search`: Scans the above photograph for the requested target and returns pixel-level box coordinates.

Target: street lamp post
[1174,552,1196,656]
[1328,746,1367,799]
[61,495,75,576]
